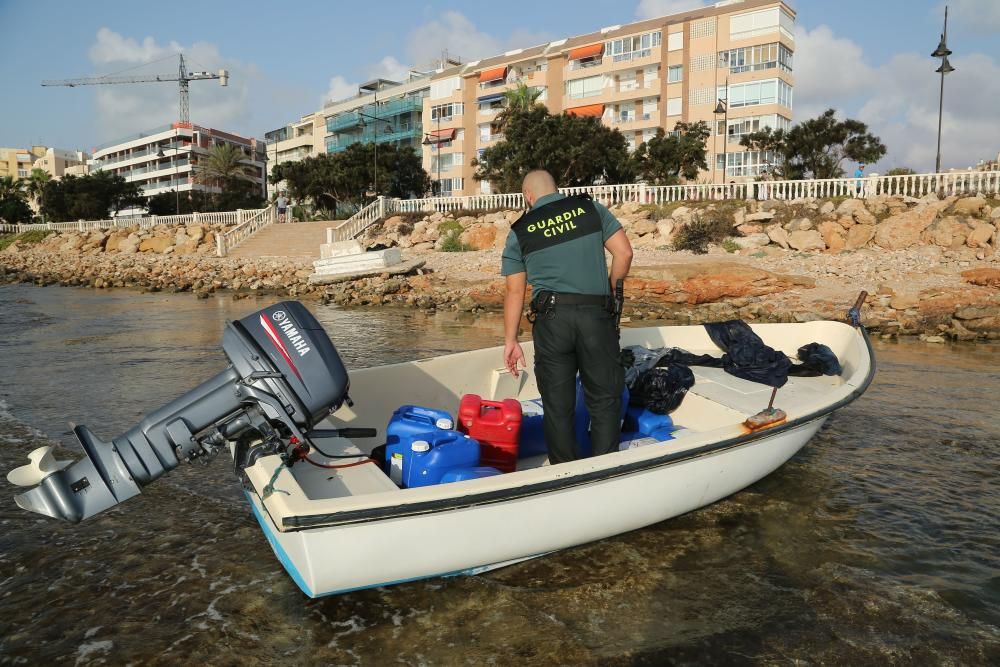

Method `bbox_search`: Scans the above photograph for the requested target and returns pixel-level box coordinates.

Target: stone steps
[226,220,343,259]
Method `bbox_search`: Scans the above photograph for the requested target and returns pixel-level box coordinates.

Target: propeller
[6,446,73,487]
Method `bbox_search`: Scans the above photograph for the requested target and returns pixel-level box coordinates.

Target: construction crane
[42,54,229,124]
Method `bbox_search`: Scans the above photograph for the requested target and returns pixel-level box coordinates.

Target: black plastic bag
[629,365,695,415]
[789,342,842,376]
[704,320,791,388]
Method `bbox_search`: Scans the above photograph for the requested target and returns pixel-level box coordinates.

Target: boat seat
[689,367,842,417]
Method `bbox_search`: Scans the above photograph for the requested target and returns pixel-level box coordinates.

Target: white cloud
[635,0,709,20]
[366,56,411,82]
[944,0,1000,34]
[86,28,256,143]
[790,23,1000,172]
[404,11,552,67]
[792,25,877,120]
[323,75,358,106]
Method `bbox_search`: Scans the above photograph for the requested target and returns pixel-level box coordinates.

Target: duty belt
[527,291,610,323]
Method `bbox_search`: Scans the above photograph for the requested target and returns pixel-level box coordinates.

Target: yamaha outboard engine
[6,301,350,523]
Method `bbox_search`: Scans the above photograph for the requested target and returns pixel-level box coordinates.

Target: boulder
[961,267,1000,287]
[820,201,836,216]
[788,230,826,252]
[671,206,693,225]
[655,220,675,241]
[845,224,876,250]
[139,237,173,253]
[921,216,970,248]
[745,211,775,222]
[187,225,205,243]
[992,206,1000,220]
[951,196,988,217]
[784,218,813,232]
[767,225,791,249]
[736,223,764,235]
[817,221,845,251]
[837,198,876,225]
[620,201,643,216]
[954,305,1000,320]
[733,233,770,249]
[966,222,996,248]
[835,215,856,230]
[459,224,497,251]
[873,206,937,250]
[631,219,657,236]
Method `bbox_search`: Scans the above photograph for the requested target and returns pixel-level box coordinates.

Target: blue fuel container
[386,405,454,446]
[399,430,481,488]
[622,406,673,436]
[440,466,503,483]
[574,377,630,457]
[518,399,546,458]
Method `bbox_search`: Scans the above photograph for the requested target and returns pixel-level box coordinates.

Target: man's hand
[504,340,525,378]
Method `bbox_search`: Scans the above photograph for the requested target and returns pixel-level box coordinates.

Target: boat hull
[246,417,825,597]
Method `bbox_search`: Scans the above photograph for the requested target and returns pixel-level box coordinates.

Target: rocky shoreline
[2,193,998,342]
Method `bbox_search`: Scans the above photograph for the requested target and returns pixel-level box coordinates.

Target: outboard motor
[6,301,351,523]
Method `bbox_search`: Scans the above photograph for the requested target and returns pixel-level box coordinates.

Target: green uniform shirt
[501,193,622,295]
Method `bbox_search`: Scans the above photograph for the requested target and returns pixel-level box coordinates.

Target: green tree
[193,143,264,211]
[0,176,32,224]
[39,172,143,221]
[473,106,633,192]
[494,83,544,131]
[272,143,429,211]
[741,109,887,179]
[631,122,711,184]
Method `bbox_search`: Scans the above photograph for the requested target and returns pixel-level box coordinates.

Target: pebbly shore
[2,193,998,342]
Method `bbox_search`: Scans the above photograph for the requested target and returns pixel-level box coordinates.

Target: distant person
[757,170,770,201]
[854,164,866,198]
[276,193,288,223]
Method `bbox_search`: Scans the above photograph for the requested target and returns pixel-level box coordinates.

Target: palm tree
[0,175,25,201]
[23,168,51,217]
[494,83,544,132]
[194,143,256,190]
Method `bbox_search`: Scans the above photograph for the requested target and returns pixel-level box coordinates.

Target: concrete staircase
[225,220,343,259]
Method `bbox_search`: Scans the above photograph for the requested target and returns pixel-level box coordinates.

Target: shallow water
[0,284,997,665]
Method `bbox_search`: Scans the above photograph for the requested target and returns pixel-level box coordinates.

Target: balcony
[326,97,423,133]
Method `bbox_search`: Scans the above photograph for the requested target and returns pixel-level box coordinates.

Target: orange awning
[479,66,507,83]
[426,128,456,143]
[569,43,604,60]
[565,104,605,118]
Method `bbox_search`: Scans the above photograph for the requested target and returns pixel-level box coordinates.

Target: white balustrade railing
[2,207,270,236]
[216,206,276,257]
[329,197,392,242]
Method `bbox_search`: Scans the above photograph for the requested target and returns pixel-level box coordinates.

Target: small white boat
[242,319,875,598]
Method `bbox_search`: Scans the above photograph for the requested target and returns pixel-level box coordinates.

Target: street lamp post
[421,110,443,196]
[931,5,955,174]
[713,78,729,188]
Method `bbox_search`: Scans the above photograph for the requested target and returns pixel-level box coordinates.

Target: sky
[1,0,998,173]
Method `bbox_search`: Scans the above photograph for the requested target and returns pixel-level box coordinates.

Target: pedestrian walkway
[225,220,343,259]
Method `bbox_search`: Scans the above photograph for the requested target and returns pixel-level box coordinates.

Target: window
[618,72,638,92]
[616,103,636,123]
[480,180,491,194]
[667,32,683,51]
[642,97,658,119]
[565,75,606,99]
[716,150,776,177]
[642,128,657,143]
[720,79,792,109]
[643,66,658,88]
[667,65,683,83]
[716,114,792,142]
[455,129,465,141]
[439,177,463,195]
[431,103,464,121]
[690,18,716,39]
[729,8,793,41]
[605,31,661,63]
[666,97,682,116]
[719,43,793,73]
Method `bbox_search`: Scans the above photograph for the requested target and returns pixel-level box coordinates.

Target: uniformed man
[501,170,633,464]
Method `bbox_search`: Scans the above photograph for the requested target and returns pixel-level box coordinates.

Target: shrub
[437,219,462,235]
[721,239,740,253]
[671,215,732,254]
[439,230,471,252]
[0,230,54,251]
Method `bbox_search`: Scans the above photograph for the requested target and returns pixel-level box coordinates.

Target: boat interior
[245,321,871,527]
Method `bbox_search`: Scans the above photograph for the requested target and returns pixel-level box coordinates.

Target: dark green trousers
[532,303,624,464]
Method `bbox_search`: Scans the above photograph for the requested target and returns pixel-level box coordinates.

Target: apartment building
[92,122,266,213]
[264,112,325,183]
[32,147,92,179]
[423,0,795,196]
[0,146,45,180]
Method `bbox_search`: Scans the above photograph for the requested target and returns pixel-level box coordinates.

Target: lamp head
[936,56,956,74]
[714,100,727,115]
[931,35,952,58]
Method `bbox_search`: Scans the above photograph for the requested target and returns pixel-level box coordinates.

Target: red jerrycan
[457,394,523,473]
